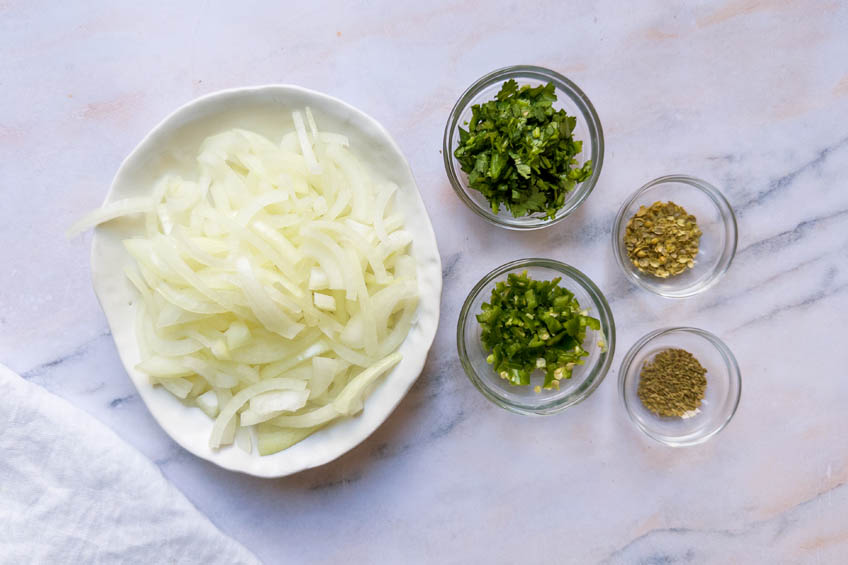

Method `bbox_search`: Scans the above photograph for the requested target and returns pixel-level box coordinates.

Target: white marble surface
[3,1,848,563]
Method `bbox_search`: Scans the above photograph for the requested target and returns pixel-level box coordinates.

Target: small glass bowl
[612,175,737,298]
[443,65,604,230]
[457,259,615,415]
[619,327,741,446]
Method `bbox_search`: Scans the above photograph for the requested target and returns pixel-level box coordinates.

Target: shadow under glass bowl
[619,327,741,446]
[457,258,615,415]
[612,175,737,298]
[443,65,604,230]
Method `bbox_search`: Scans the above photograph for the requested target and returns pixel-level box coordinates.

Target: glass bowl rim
[618,326,742,446]
[457,258,616,415]
[611,174,738,298]
[443,65,604,231]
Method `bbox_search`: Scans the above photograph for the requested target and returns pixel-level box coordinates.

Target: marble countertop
[3,1,848,563]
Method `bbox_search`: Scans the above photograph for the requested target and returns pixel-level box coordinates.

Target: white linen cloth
[0,363,260,564]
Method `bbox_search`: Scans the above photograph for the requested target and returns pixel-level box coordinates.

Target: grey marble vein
[700,244,848,313]
[737,208,848,258]
[308,471,363,491]
[731,280,848,333]
[601,481,848,565]
[109,393,138,408]
[441,252,462,280]
[20,330,112,380]
[737,134,848,212]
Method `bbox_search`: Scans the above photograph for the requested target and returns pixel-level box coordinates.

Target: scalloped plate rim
[89,84,442,478]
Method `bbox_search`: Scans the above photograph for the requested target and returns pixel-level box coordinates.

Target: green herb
[454,80,593,219]
[477,270,600,390]
[625,201,701,278]
[637,348,707,418]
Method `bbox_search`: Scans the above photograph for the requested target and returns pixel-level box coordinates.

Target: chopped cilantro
[454,79,593,219]
[477,271,600,389]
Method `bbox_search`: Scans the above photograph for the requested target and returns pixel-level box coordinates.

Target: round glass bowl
[443,65,604,230]
[612,175,737,298]
[457,259,615,415]
[619,327,741,446]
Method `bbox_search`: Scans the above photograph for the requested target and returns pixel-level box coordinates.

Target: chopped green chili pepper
[477,270,600,390]
[454,79,593,219]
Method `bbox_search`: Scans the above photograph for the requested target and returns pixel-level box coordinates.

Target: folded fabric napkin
[0,363,260,564]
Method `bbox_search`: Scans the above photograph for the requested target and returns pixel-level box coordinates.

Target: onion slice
[210,378,307,448]
[67,197,153,237]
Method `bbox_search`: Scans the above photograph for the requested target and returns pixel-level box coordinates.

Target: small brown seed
[624,201,701,279]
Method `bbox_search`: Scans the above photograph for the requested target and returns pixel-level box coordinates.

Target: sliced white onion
[70,110,418,455]
[195,390,219,418]
[310,356,348,399]
[292,110,321,174]
[159,377,193,399]
[305,106,319,137]
[210,377,306,448]
[67,197,154,237]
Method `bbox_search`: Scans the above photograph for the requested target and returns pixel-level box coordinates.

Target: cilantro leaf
[454,80,593,219]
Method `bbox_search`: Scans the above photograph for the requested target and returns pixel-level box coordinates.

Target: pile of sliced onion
[70,109,418,455]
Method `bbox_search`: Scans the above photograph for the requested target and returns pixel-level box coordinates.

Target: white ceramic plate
[90,85,442,477]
